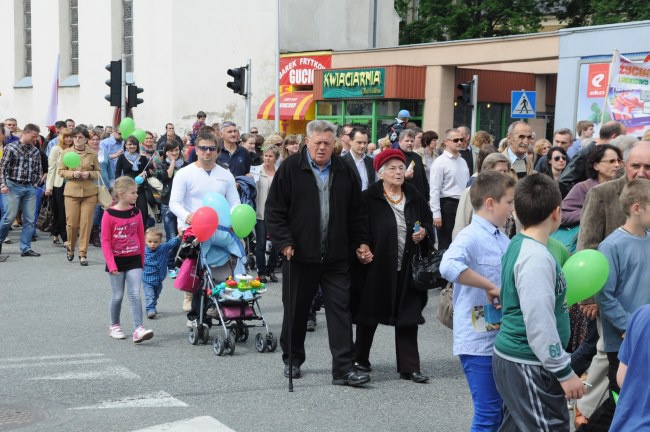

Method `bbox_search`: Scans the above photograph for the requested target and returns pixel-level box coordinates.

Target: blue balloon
[202,192,231,227]
[135,175,144,185]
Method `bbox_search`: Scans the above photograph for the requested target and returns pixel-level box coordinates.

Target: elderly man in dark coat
[353,149,434,384]
[265,120,372,387]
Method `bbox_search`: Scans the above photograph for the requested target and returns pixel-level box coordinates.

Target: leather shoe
[354,362,372,373]
[400,372,429,383]
[267,272,278,283]
[21,249,41,257]
[332,370,370,386]
[283,364,301,379]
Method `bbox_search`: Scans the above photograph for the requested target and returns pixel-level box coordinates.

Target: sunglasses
[447,137,465,143]
[250,131,259,134]
[197,145,218,152]
[517,135,534,140]
[553,155,568,162]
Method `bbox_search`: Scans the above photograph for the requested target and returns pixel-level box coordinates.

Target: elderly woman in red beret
[353,149,434,383]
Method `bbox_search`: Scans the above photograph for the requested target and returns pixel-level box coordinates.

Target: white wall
[0,0,398,136]
[555,21,650,131]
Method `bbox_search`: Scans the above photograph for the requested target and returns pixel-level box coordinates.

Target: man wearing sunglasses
[429,128,470,250]
[502,121,535,179]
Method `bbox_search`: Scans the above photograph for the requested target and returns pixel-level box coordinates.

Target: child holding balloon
[101,176,153,343]
[585,178,650,431]
[114,135,153,228]
[493,174,585,430]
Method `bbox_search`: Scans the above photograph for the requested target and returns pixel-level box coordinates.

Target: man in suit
[457,126,479,175]
[342,128,376,191]
[398,129,429,199]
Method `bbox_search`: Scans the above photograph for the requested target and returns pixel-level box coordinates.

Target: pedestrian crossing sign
[511,91,536,119]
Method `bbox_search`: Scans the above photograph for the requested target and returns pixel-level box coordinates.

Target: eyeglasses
[517,135,534,140]
[197,145,218,152]
[599,158,622,164]
[250,130,258,134]
[73,135,86,140]
[447,137,465,143]
[553,155,568,162]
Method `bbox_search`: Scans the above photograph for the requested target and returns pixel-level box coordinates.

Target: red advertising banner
[279,52,332,86]
[587,63,609,98]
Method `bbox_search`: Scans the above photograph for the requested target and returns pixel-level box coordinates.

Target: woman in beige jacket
[45,128,73,245]
[58,127,100,266]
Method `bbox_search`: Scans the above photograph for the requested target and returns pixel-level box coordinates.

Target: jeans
[0,181,37,252]
[93,204,103,227]
[33,187,43,227]
[460,354,503,431]
[143,282,163,313]
[109,268,144,331]
[161,204,179,270]
[254,219,277,275]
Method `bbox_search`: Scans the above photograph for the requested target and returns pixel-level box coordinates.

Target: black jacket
[353,181,433,327]
[341,152,376,189]
[559,141,596,198]
[265,148,370,264]
[400,149,429,201]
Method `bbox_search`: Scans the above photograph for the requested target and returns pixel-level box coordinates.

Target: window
[70,0,78,75]
[24,0,32,77]
[123,0,133,73]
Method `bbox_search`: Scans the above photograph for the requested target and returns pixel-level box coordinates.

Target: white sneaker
[109,324,126,340]
[186,319,197,328]
[133,326,154,343]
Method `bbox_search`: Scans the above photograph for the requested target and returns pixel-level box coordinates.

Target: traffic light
[227,67,246,95]
[105,60,122,107]
[127,84,144,111]
[457,81,473,106]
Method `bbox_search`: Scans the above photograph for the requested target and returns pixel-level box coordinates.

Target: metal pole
[372,0,378,48]
[245,58,252,132]
[121,54,126,121]
[470,74,478,136]
[274,0,280,132]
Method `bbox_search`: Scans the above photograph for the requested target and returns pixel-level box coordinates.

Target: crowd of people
[1,111,649,431]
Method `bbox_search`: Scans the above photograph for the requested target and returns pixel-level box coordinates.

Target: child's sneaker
[168,268,178,279]
[133,326,154,343]
[109,324,126,339]
[147,310,157,319]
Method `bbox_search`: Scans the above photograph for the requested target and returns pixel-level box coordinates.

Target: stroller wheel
[267,332,278,352]
[213,336,225,356]
[188,327,199,345]
[224,333,236,356]
[255,333,267,353]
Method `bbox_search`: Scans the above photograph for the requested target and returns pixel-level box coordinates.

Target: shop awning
[257,91,315,121]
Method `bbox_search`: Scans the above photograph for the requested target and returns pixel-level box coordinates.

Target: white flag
[44,54,60,126]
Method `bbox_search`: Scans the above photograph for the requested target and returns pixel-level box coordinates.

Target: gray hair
[481,153,511,171]
[507,121,529,135]
[613,135,640,158]
[623,139,650,161]
[554,127,574,141]
[261,144,280,159]
[377,160,406,178]
[306,120,337,138]
[398,129,416,141]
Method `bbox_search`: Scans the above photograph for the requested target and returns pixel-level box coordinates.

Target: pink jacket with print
[100,206,145,273]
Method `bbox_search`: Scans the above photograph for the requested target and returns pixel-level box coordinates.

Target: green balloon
[231,204,256,238]
[119,117,135,137]
[63,151,81,169]
[131,128,146,144]
[563,249,609,306]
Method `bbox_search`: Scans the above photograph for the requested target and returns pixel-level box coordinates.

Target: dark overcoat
[354,180,433,328]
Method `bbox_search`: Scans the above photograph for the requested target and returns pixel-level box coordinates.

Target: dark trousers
[579,352,619,432]
[281,261,355,377]
[254,219,277,275]
[437,197,459,251]
[355,324,420,373]
[52,186,67,241]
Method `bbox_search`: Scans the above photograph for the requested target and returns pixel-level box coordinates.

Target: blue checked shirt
[440,214,510,356]
[143,237,181,286]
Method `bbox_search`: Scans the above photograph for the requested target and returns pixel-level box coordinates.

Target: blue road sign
[511,91,536,119]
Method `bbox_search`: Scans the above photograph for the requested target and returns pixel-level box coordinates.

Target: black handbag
[411,238,447,291]
[36,196,55,233]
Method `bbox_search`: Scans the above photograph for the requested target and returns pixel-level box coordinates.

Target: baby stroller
[185,229,277,356]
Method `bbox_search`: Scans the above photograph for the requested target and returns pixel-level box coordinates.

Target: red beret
[374,149,406,172]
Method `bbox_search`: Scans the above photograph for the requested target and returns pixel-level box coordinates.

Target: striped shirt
[0,141,43,187]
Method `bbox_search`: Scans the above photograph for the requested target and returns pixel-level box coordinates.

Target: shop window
[453,103,472,129]
[317,101,343,117]
[478,103,503,141]
[346,101,372,116]
[377,101,423,118]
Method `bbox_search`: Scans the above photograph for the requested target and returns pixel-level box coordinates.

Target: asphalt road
[0,227,472,432]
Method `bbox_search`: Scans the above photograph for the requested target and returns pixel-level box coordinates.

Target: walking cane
[286,256,294,392]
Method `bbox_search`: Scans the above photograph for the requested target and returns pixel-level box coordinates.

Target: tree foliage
[396,0,650,45]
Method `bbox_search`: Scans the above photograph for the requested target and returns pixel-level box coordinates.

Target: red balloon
[192,206,219,242]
